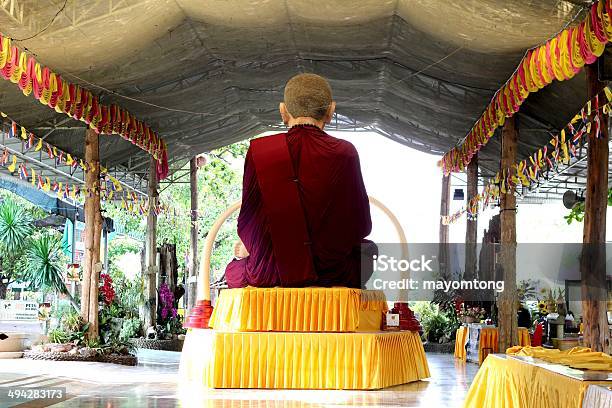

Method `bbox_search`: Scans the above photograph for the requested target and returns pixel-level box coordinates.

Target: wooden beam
[465,153,478,280]
[497,116,518,351]
[144,156,158,331]
[580,63,610,352]
[439,174,451,278]
[187,157,199,312]
[81,129,101,339]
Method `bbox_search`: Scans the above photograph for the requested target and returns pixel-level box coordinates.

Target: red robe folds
[225,124,373,288]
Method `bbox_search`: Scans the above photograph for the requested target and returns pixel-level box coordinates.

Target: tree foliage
[0,193,70,302]
[0,197,34,295]
[564,188,612,224]
[0,199,33,252]
[23,232,76,310]
[104,141,248,282]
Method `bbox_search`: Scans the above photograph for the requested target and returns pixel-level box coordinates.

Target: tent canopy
[0,0,594,181]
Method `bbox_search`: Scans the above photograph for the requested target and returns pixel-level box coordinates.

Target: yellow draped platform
[463,354,611,408]
[209,287,387,332]
[180,329,430,390]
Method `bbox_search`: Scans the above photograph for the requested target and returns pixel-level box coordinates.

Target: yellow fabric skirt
[209,287,387,332]
[455,327,530,364]
[478,328,499,364]
[454,326,468,361]
[180,329,430,390]
[518,327,530,347]
[463,354,609,408]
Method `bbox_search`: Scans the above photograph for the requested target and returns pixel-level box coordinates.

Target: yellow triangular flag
[7,155,16,173]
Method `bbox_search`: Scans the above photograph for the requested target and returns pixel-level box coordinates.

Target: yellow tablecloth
[454,327,529,364]
[209,287,387,332]
[454,326,468,361]
[180,329,430,389]
[518,327,531,347]
[463,354,610,408]
[478,328,499,364]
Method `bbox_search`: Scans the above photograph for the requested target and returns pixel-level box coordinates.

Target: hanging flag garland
[441,84,612,225]
[441,0,612,175]
[0,33,169,180]
[0,114,177,217]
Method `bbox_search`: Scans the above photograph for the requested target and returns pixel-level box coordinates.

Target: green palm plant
[0,199,33,298]
[0,199,33,252]
[24,233,78,311]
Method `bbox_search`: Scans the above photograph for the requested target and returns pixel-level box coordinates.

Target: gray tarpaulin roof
[0,0,595,184]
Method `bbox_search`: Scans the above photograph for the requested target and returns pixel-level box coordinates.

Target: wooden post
[465,153,478,280]
[187,157,199,312]
[439,174,451,278]
[580,63,610,352]
[497,116,518,351]
[144,157,158,331]
[81,129,101,339]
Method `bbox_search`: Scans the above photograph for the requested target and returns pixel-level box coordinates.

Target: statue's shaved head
[283,73,333,121]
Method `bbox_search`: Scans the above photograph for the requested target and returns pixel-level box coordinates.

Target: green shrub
[120,318,142,340]
[48,328,70,344]
[422,313,448,343]
[57,311,90,346]
[411,301,458,343]
[61,311,84,333]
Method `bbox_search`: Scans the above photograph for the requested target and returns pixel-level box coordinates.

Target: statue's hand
[234,239,249,259]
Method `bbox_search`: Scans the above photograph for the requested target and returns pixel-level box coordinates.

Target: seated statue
[225,73,375,289]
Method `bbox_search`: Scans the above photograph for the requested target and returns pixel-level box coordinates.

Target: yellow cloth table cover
[463,354,610,408]
[180,329,430,390]
[454,326,468,361]
[478,327,499,364]
[209,287,387,332]
[518,327,531,347]
[455,327,530,364]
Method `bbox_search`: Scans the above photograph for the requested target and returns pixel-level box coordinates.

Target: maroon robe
[225,124,373,288]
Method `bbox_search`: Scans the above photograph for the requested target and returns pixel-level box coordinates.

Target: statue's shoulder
[326,134,358,158]
[249,132,286,147]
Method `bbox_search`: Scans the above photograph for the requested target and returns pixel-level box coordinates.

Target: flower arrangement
[537,287,566,314]
[458,305,486,323]
[99,273,116,305]
[537,300,547,315]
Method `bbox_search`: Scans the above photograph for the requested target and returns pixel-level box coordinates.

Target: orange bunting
[443,84,611,224]
[0,33,169,179]
[441,0,611,174]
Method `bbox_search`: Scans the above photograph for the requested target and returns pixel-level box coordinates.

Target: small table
[454,325,530,364]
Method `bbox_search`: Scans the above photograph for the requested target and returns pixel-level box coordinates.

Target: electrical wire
[10,0,68,42]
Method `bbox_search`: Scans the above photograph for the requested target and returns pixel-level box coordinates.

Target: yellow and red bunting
[442,85,612,225]
[441,0,610,175]
[0,113,178,216]
[0,33,169,179]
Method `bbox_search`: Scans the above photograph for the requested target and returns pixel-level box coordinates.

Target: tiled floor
[0,351,479,407]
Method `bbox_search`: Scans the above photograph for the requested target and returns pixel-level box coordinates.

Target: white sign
[0,300,38,321]
[386,313,400,327]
